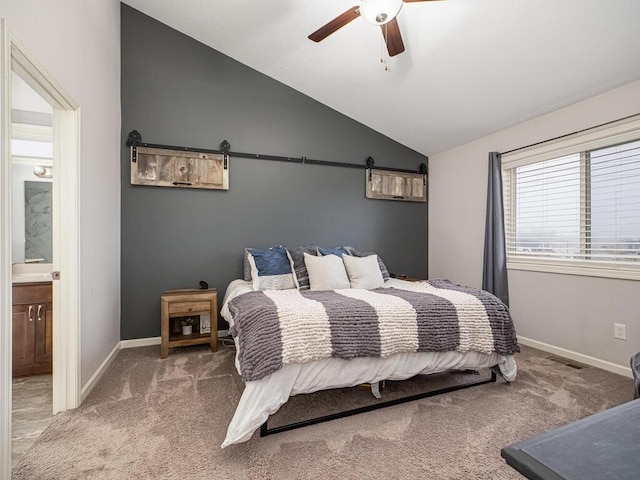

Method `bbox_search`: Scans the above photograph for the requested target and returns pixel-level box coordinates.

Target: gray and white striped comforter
[228,279,519,382]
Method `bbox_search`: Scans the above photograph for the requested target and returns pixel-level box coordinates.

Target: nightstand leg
[210,330,218,353]
[161,299,169,359]
[209,297,218,352]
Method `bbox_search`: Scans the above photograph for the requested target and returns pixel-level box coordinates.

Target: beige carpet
[12,343,633,479]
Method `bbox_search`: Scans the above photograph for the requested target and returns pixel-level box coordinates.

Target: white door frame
[1,22,81,478]
[1,19,13,480]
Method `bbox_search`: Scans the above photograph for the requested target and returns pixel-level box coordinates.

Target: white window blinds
[502,116,640,279]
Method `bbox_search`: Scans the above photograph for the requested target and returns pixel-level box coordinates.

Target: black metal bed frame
[260,368,499,437]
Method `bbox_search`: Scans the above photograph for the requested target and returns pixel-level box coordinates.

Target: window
[502,117,640,280]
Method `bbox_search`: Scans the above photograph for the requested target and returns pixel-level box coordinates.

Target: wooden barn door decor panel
[366,168,427,202]
[130,146,229,190]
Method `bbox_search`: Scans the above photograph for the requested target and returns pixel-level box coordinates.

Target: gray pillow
[243,249,252,281]
[285,245,318,290]
[345,247,390,280]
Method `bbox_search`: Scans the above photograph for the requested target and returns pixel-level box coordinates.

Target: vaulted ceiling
[122,0,640,156]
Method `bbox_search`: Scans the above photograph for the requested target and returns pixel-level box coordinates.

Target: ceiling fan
[308,0,443,57]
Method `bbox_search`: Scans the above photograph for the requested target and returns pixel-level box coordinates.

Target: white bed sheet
[220,279,517,448]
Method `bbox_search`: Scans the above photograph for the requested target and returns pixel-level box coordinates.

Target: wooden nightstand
[397,276,423,282]
[161,288,218,358]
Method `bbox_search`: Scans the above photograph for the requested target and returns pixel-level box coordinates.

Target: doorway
[10,70,54,467]
[1,23,81,476]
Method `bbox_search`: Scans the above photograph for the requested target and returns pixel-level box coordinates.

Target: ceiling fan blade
[308,7,361,42]
[381,18,405,57]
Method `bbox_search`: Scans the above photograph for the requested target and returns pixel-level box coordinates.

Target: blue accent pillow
[246,246,296,290]
[318,246,350,257]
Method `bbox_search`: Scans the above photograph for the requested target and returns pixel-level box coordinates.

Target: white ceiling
[122,0,640,157]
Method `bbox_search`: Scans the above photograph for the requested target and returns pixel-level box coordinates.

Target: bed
[220,276,519,448]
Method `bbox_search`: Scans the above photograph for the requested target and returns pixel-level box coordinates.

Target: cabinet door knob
[37,304,43,321]
[28,305,34,321]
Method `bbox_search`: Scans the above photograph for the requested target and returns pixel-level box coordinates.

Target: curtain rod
[499,113,640,156]
[126,130,428,175]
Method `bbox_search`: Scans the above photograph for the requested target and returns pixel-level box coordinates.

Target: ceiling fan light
[360,0,403,26]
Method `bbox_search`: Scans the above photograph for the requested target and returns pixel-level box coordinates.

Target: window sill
[506,259,640,281]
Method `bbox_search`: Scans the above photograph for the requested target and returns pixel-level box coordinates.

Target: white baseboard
[79,335,162,402]
[119,330,229,349]
[120,336,161,348]
[80,341,121,402]
[518,336,632,378]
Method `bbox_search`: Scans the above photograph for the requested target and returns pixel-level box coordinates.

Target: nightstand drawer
[169,301,210,315]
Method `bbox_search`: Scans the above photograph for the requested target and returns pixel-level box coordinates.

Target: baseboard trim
[80,341,121,402]
[119,330,230,349]
[518,336,632,378]
[120,336,161,348]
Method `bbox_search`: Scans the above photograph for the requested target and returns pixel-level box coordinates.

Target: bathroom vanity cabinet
[12,282,53,377]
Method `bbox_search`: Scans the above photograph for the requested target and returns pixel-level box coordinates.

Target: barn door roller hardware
[126,130,142,162]
[125,130,427,174]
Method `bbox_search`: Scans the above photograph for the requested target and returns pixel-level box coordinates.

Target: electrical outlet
[614,323,627,340]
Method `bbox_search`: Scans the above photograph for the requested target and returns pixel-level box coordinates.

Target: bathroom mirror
[11,71,54,266]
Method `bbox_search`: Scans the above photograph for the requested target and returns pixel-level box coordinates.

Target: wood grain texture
[131,146,229,190]
[366,169,426,202]
[160,289,218,359]
[381,18,405,57]
[12,283,53,377]
[309,6,360,42]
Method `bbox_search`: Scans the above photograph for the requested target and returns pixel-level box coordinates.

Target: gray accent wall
[121,5,428,339]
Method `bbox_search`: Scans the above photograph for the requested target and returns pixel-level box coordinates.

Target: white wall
[429,80,640,370]
[0,0,121,386]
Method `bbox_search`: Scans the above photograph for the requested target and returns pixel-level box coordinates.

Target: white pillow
[304,252,350,290]
[342,254,384,289]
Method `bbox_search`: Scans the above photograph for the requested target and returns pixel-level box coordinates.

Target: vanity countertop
[12,273,52,284]
[12,264,53,284]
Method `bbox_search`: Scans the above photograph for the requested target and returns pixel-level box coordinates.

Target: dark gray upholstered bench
[502,354,640,479]
[502,398,640,479]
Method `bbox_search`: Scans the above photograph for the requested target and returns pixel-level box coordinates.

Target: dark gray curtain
[482,152,509,306]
